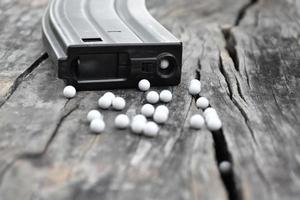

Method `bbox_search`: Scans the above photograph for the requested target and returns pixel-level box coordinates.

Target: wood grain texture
[0,0,48,106]
[197,0,300,199]
[0,0,245,199]
[0,0,299,199]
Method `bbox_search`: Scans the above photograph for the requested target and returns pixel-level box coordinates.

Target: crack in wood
[211,130,242,200]
[191,61,203,104]
[40,100,80,155]
[223,28,251,89]
[0,97,81,189]
[17,99,80,160]
[244,63,251,88]
[235,0,259,26]
[195,109,242,200]
[235,76,247,103]
[197,56,242,200]
[196,59,202,81]
[218,53,234,99]
[219,26,260,146]
[229,96,257,145]
[222,28,240,72]
[218,52,257,145]
[0,53,48,108]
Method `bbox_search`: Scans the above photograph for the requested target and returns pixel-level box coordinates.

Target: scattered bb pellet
[160,59,169,69]
[90,118,105,133]
[146,91,159,104]
[138,79,151,92]
[131,116,147,134]
[219,161,232,173]
[206,117,222,131]
[203,107,222,131]
[87,110,102,122]
[153,112,168,124]
[133,114,147,124]
[196,97,210,109]
[189,114,205,129]
[98,95,112,109]
[112,97,126,110]
[141,104,155,117]
[203,107,218,118]
[103,92,116,101]
[204,108,219,123]
[188,79,201,95]
[114,114,130,129]
[153,107,169,124]
[156,105,169,115]
[143,121,160,137]
[63,85,76,98]
[159,90,173,103]
[131,121,145,134]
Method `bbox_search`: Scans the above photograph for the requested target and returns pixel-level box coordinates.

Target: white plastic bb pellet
[153,113,168,124]
[160,59,169,69]
[112,97,126,110]
[203,107,222,131]
[196,97,209,109]
[141,104,155,117]
[114,114,130,129]
[63,85,76,98]
[98,95,112,109]
[131,121,144,134]
[131,115,147,134]
[138,79,151,91]
[219,161,232,173]
[190,79,201,85]
[87,110,102,122]
[103,92,116,101]
[188,79,201,95]
[203,107,218,118]
[143,121,159,137]
[146,91,159,104]
[156,105,169,115]
[206,117,222,131]
[132,114,147,124]
[153,107,169,124]
[189,114,205,129]
[159,90,173,103]
[205,113,219,123]
[90,118,105,133]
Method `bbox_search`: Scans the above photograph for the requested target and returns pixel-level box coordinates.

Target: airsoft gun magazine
[42,0,182,90]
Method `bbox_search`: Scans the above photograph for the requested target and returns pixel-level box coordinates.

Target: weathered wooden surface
[0,0,47,106]
[0,0,299,199]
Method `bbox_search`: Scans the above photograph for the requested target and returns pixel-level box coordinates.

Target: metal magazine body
[42,0,182,90]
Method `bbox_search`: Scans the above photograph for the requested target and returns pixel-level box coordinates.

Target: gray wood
[0,0,48,106]
[197,0,300,199]
[1,0,300,200]
[0,0,242,199]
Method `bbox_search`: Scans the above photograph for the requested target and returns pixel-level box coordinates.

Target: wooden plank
[0,0,48,106]
[0,92,227,200]
[197,0,300,199]
[0,59,69,172]
[0,33,228,200]
[5,0,298,200]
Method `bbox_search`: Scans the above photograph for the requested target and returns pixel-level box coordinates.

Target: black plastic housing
[42,0,182,90]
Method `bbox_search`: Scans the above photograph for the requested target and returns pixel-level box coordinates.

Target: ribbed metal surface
[44,0,179,57]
